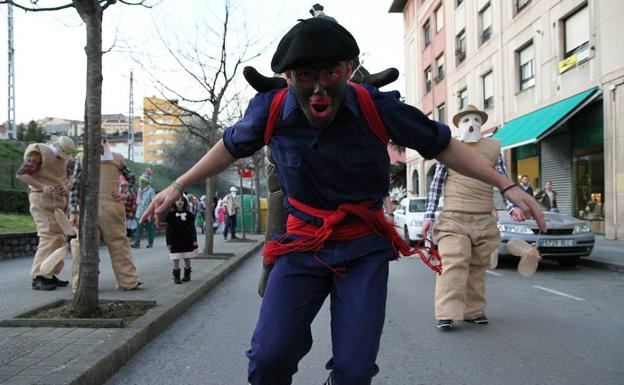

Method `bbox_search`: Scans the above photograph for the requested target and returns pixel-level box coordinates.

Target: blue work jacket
[223,84,451,262]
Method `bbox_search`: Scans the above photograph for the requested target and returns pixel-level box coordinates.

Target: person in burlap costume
[422,105,524,330]
[68,134,141,290]
[16,136,75,291]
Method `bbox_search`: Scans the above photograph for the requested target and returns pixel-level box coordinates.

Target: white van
[393,197,442,245]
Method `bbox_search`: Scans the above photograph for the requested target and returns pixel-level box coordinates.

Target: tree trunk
[203,177,215,255]
[252,152,262,234]
[72,0,103,316]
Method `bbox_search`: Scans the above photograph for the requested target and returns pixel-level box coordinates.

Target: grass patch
[0,213,36,234]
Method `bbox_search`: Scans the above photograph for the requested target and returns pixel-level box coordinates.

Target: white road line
[486,270,503,276]
[532,285,586,301]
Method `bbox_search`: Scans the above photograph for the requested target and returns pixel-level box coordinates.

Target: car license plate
[539,239,574,247]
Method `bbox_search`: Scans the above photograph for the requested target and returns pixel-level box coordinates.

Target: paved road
[105,252,624,385]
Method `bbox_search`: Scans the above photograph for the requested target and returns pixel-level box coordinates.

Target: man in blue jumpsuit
[141,16,545,385]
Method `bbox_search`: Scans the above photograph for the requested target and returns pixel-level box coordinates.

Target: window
[435,55,445,82]
[455,30,466,65]
[458,88,468,110]
[427,112,433,120]
[479,3,492,45]
[518,43,535,90]
[564,5,589,59]
[482,71,494,109]
[423,20,431,47]
[516,0,531,13]
[457,0,464,7]
[437,103,446,124]
[424,66,433,93]
[435,5,444,33]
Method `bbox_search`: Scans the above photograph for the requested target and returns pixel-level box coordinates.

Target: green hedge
[0,190,30,213]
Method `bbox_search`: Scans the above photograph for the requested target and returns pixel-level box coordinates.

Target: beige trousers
[29,192,67,278]
[71,197,139,290]
[433,212,500,320]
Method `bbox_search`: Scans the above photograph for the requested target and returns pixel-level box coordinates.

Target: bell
[40,244,69,275]
[506,238,542,277]
[55,208,76,236]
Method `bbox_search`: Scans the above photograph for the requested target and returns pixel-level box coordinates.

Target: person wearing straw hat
[140,13,545,384]
[422,104,525,330]
[16,135,75,290]
[222,186,240,240]
[68,133,141,290]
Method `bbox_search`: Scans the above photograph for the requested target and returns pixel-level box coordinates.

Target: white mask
[458,113,483,143]
[231,192,237,198]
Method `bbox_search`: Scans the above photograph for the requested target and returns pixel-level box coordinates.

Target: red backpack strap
[348,82,390,146]
[264,88,289,144]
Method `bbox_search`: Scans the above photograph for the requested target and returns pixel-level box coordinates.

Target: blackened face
[287,61,352,129]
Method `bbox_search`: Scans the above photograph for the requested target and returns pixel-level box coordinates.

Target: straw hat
[452,104,489,127]
[230,186,239,192]
[50,136,75,160]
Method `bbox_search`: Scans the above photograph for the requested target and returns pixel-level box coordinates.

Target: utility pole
[128,71,134,160]
[7,4,16,139]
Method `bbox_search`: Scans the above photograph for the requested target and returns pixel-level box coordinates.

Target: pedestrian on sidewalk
[165,196,198,284]
[16,135,75,291]
[222,186,240,240]
[140,12,545,385]
[119,176,138,238]
[534,180,558,212]
[132,169,156,249]
[215,198,225,234]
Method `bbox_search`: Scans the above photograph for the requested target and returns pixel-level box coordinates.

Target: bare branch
[118,0,161,8]
[0,0,74,12]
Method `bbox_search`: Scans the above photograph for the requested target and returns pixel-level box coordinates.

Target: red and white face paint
[287,61,352,129]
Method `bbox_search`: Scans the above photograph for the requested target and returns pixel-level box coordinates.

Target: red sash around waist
[262,197,442,275]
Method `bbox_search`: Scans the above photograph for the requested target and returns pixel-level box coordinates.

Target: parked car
[495,191,594,267]
[394,196,442,246]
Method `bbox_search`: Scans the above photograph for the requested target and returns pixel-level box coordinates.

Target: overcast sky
[0,0,405,124]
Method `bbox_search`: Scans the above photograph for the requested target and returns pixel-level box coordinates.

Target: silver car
[495,192,595,267]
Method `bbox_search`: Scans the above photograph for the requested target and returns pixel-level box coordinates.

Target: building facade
[143,97,182,165]
[390,0,624,239]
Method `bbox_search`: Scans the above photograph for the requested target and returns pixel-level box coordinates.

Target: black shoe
[436,319,454,330]
[172,269,182,284]
[231,236,238,240]
[51,275,69,287]
[146,243,153,248]
[32,276,57,291]
[131,242,140,249]
[123,281,144,290]
[182,267,191,282]
[464,315,489,324]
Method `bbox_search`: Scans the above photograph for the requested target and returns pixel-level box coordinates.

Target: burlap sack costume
[70,152,139,290]
[433,137,502,320]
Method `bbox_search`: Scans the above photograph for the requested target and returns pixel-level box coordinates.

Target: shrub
[0,190,30,213]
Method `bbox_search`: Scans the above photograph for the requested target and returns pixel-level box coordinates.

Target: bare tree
[0,0,155,316]
[135,0,271,255]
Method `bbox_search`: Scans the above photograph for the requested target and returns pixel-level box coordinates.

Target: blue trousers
[247,247,390,385]
[224,214,237,239]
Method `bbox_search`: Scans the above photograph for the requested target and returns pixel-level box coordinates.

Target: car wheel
[558,257,580,268]
[404,226,413,246]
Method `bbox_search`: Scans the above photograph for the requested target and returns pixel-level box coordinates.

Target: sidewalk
[0,232,264,385]
[579,236,624,273]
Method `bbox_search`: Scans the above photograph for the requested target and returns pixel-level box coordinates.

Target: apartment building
[143,97,182,165]
[391,0,624,239]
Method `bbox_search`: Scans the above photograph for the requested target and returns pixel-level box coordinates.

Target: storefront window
[571,102,604,234]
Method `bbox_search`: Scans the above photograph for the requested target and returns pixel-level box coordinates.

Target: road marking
[532,285,586,301]
[486,270,503,276]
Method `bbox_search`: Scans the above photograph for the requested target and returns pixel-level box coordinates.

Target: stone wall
[0,233,38,260]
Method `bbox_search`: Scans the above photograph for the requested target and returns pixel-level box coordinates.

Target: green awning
[493,87,599,150]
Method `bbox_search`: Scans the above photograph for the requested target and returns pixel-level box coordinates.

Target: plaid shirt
[424,154,515,220]
[69,160,137,214]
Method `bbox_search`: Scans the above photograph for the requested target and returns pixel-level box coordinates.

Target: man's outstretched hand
[504,186,547,231]
[140,184,181,228]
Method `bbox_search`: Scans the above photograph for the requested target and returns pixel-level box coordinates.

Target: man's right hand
[140,184,181,228]
[421,219,434,240]
[69,213,77,226]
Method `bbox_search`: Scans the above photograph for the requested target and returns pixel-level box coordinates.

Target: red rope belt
[262,197,442,275]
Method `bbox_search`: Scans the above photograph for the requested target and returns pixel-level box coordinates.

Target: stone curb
[35,241,263,385]
[578,258,624,273]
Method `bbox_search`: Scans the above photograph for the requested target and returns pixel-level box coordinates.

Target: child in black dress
[166,196,199,284]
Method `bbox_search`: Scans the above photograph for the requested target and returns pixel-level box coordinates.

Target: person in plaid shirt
[119,176,138,238]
